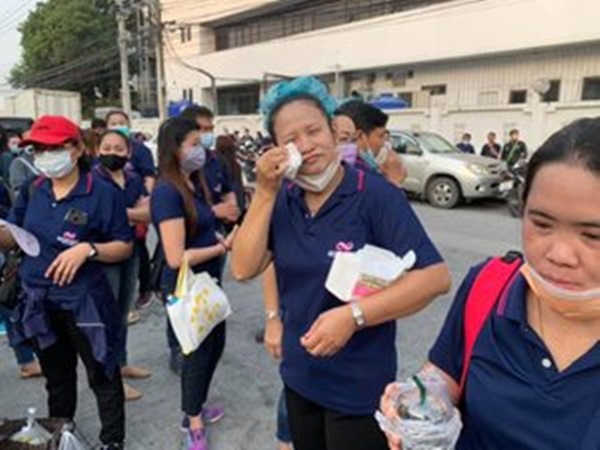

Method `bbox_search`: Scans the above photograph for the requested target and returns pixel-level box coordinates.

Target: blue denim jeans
[103,249,140,366]
[0,303,35,365]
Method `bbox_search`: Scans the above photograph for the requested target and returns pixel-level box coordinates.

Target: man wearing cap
[0,115,134,450]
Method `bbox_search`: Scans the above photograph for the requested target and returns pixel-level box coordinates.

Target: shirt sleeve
[368,177,443,269]
[131,143,156,179]
[8,178,33,227]
[218,156,233,196]
[428,264,484,383]
[150,182,185,226]
[101,185,134,242]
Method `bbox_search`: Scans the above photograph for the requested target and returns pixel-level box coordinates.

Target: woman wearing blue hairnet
[231,77,451,450]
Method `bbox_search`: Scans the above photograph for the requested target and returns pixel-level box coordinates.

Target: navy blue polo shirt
[92,166,147,209]
[270,165,443,415]
[150,180,220,294]
[8,172,133,303]
[129,141,156,179]
[429,265,600,450]
[203,150,233,205]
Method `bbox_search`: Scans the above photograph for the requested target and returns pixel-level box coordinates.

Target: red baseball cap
[20,115,81,148]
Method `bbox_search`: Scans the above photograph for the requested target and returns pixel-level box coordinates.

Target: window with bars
[214,0,455,51]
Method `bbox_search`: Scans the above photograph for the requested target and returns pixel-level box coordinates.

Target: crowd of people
[0,75,598,450]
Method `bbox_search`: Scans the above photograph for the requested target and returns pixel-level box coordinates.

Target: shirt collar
[497,273,529,324]
[40,171,93,199]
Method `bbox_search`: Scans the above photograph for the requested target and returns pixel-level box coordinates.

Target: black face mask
[99,154,128,171]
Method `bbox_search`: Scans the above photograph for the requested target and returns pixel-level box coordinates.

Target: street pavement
[0,198,521,449]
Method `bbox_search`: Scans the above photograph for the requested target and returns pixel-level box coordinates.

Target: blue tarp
[369,94,408,110]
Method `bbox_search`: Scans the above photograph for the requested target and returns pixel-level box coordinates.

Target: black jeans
[285,387,388,450]
[136,238,151,295]
[36,310,125,445]
[181,322,226,416]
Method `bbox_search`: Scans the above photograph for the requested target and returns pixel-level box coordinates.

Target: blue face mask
[200,132,215,150]
[180,145,206,174]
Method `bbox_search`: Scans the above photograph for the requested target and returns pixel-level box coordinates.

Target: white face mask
[34,149,76,179]
[295,156,341,193]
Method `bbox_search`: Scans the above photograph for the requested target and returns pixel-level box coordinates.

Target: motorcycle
[506,159,527,218]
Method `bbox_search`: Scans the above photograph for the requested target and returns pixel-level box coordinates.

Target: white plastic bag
[166,259,232,355]
[326,245,416,301]
[10,407,52,445]
[375,371,462,450]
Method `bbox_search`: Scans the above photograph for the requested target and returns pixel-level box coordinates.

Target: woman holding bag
[150,117,235,450]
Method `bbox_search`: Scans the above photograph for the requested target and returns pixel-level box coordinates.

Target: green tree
[9,0,121,115]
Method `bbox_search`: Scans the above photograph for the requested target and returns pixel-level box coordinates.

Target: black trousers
[181,322,226,416]
[285,386,388,450]
[136,237,151,295]
[36,310,125,445]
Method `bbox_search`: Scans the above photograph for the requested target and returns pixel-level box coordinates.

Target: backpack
[459,251,523,399]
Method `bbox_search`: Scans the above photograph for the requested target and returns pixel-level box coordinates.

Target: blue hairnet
[260,76,338,132]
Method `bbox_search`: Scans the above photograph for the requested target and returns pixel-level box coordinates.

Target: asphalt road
[0,198,521,449]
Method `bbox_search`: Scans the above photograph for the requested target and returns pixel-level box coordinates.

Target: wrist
[84,242,99,261]
[218,242,229,255]
[265,309,280,321]
[348,301,366,330]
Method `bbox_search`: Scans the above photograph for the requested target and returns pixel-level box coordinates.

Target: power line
[0,0,37,33]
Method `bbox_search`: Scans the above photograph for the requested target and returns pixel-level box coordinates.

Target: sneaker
[185,428,207,450]
[180,407,224,432]
[136,292,154,309]
[203,406,225,424]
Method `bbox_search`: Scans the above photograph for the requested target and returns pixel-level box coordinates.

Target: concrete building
[160,0,600,149]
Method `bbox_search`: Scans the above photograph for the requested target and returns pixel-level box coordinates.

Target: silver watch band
[349,301,366,329]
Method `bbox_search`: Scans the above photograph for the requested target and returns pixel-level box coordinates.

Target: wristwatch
[349,301,366,329]
[265,309,280,321]
[87,242,99,261]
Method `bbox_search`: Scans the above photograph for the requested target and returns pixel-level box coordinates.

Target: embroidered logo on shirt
[213,183,222,193]
[57,231,80,247]
[328,241,355,258]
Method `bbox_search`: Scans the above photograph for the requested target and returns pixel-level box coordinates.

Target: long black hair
[523,117,600,204]
[157,117,212,237]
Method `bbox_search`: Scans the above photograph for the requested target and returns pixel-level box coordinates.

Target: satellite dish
[532,78,551,96]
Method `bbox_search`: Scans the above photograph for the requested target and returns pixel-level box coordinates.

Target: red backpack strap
[458,252,522,399]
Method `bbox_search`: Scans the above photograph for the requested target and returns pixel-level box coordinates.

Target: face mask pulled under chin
[520,263,600,319]
[284,142,340,193]
[34,149,76,179]
[294,157,341,193]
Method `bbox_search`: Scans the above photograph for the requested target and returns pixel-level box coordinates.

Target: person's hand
[264,316,283,360]
[255,147,289,195]
[45,243,91,286]
[381,153,407,187]
[300,305,356,357]
[212,202,240,222]
[135,196,150,207]
[380,382,403,450]
[217,225,238,252]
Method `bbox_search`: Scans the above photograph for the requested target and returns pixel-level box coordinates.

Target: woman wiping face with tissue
[231,76,451,450]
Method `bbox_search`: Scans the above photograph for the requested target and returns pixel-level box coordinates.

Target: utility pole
[116,0,132,116]
[153,0,167,121]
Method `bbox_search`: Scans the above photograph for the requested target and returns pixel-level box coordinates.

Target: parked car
[389,130,510,208]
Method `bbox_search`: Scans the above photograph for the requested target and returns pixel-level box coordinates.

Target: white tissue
[284,142,303,179]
